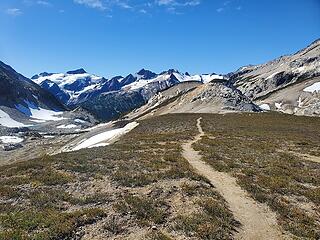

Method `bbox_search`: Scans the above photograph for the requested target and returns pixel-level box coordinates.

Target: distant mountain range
[31,68,224,106]
[31,68,225,120]
[0,38,319,128]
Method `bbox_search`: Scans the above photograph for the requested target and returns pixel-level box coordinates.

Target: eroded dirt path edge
[182,117,288,240]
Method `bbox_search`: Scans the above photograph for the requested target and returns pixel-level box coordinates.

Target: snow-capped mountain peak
[31,67,225,108]
[135,69,157,80]
[31,70,108,106]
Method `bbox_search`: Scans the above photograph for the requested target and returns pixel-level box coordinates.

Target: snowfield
[33,73,102,87]
[29,107,64,121]
[57,124,78,129]
[0,109,28,128]
[303,82,320,93]
[72,122,139,151]
[0,136,24,144]
[15,101,64,121]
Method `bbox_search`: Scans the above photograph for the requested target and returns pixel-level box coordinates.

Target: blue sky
[0,0,319,78]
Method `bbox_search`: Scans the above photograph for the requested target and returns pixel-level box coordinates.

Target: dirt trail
[182,117,288,240]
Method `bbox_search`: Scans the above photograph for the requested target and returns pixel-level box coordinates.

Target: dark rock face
[74,67,192,120]
[31,72,54,80]
[3,143,23,151]
[161,69,179,75]
[81,91,146,121]
[120,74,136,87]
[273,72,296,87]
[128,81,261,119]
[110,76,123,82]
[0,61,65,111]
[188,82,261,112]
[63,76,91,91]
[22,131,43,139]
[40,80,70,103]
[101,77,121,92]
[137,69,157,79]
[66,68,87,75]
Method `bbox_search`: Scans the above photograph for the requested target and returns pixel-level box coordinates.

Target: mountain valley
[0,39,319,240]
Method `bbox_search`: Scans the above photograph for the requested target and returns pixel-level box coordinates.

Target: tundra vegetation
[195,112,320,239]
[0,113,319,239]
[0,114,237,239]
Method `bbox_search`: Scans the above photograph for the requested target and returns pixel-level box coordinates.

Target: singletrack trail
[182,117,288,240]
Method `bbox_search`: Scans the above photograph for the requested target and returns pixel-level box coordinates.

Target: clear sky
[0,0,319,78]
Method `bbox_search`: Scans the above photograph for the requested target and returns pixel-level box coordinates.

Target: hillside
[126,80,260,120]
[0,113,319,239]
[229,39,320,116]
[0,61,66,128]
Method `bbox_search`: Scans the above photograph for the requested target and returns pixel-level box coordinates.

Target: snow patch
[297,97,303,107]
[0,136,24,144]
[29,107,64,121]
[43,135,55,139]
[74,119,87,124]
[174,73,223,83]
[72,122,139,151]
[240,66,249,71]
[15,101,64,121]
[90,143,109,148]
[30,119,47,123]
[57,124,78,129]
[275,102,282,109]
[201,74,224,83]
[0,110,28,128]
[123,74,171,91]
[303,82,320,93]
[259,104,270,111]
[266,72,279,80]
